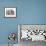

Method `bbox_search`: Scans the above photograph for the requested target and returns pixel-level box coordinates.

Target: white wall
[21,25,46,30]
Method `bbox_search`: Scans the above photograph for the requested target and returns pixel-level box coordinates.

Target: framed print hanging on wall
[5,8,16,17]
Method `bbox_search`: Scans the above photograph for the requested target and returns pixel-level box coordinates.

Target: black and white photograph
[18,25,46,46]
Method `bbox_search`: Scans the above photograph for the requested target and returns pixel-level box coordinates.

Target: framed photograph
[5,8,16,17]
[18,24,46,42]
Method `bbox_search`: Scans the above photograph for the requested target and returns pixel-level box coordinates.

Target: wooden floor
[19,39,46,46]
[0,40,46,46]
[0,44,18,46]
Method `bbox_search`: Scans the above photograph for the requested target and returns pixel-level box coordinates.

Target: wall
[21,25,46,30]
[0,0,46,44]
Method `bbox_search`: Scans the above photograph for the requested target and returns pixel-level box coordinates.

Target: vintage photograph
[5,8,16,17]
[18,25,46,46]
